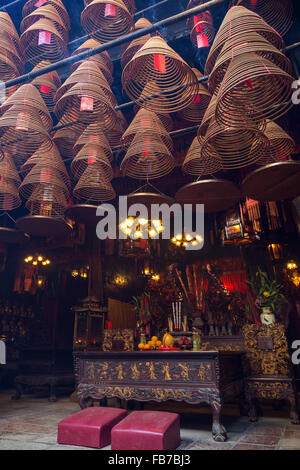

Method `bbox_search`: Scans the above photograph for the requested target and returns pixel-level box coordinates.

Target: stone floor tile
[232,444,277,450]
[239,434,281,446]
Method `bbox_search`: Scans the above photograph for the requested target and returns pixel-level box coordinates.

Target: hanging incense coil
[177,68,211,124]
[32,60,61,87]
[0,178,21,210]
[73,122,112,161]
[73,162,116,202]
[19,164,69,199]
[84,0,136,15]
[215,53,294,128]
[205,6,285,75]
[70,39,113,85]
[1,84,53,132]
[22,0,70,30]
[24,184,68,219]
[20,18,68,65]
[122,37,200,114]
[0,150,21,184]
[121,18,153,69]
[0,34,24,74]
[71,143,114,180]
[122,108,174,152]
[52,112,85,159]
[105,121,124,149]
[21,4,69,42]
[197,92,216,138]
[0,12,22,55]
[120,131,175,180]
[81,0,134,44]
[0,52,20,83]
[32,73,58,112]
[230,0,293,37]
[208,32,293,94]
[182,136,223,176]
[258,120,296,165]
[189,14,215,49]
[55,61,116,107]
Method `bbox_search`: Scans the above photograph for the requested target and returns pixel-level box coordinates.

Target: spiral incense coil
[182,136,223,176]
[105,122,124,148]
[84,0,136,15]
[0,178,21,210]
[215,53,294,128]
[52,111,85,158]
[121,108,174,152]
[25,184,69,219]
[32,73,58,112]
[190,17,215,49]
[20,18,68,65]
[0,52,20,83]
[208,32,293,94]
[1,84,53,132]
[204,6,285,75]
[258,120,296,165]
[122,36,199,114]
[55,61,116,107]
[231,0,293,37]
[70,39,113,84]
[0,35,24,75]
[0,12,22,56]
[22,0,70,30]
[81,0,134,44]
[201,117,270,170]
[197,91,216,138]
[21,4,69,42]
[32,60,61,87]
[55,83,118,129]
[71,143,114,180]
[19,164,69,199]
[120,131,175,180]
[73,123,112,161]
[121,18,153,69]
[177,68,211,124]
[73,162,116,202]
[0,150,21,184]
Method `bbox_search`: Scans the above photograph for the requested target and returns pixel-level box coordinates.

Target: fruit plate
[158,346,180,351]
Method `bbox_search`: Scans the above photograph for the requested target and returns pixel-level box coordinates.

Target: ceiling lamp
[22,0,70,30]
[71,143,114,180]
[177,68,212,124]
[73,123,112,162]
[81,0,134,44]
[70,39,113,84]
[120,131,175,180]
[182,136,223,176]
[122,36,200,114]
[120,217,165,240]
[171,233,203,250]
[24,255,51,266]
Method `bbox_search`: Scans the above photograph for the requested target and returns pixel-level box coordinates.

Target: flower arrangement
[248,268,286,313]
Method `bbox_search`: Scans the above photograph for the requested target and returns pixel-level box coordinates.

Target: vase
[260,307,275,326]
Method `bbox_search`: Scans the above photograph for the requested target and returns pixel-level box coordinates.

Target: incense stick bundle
[175,268,191,307]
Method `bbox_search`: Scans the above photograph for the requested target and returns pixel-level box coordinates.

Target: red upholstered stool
[111,411,181,450]
[57,407,127,448]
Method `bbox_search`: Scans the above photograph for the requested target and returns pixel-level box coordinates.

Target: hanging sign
[196,34,209,48]
[80,96,94,111]
[38,31,52,45]
[154,54,166,73]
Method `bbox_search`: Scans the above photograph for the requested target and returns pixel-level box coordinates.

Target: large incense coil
[182,136,223,176]
[52,112,85,158]
[21,4,69,42]
[0,150,21,184]
[215,53,294,128]
[20,18,68,65]
[122,36,199,114]
[73,162,116,202]
[0,52,20,82]
[73,123,112,161]
[55,61,116,107]
[70,39,113,85]
[106,122,124,148]
[71,143,113,181]
[177,68,211,124]
[201,117,270,170]
[32,60,61,87]
[121,109,173,152]
[84,0,136,15]
[32,73,58,112]
[258,120,296,165]
[0,178,21,210]
[25,185,68,219]
[197,92,216,138]
[208,32,293,94]
[19,164,69,199]
[231,0,293,37]
[121,17,153,69]
[55,83,118,129]
[0,35,24,74]
[1,84,53,132]
[22,0,70,30]
[0,12,22,55]
[120,131,175,180]
[204,6,285,75]
[81,0,134,44]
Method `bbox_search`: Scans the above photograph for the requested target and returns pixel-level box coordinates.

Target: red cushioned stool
[111,411,181,450]
[57,407,127,448]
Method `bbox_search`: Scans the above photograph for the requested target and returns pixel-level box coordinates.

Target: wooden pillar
[87,228,103,302]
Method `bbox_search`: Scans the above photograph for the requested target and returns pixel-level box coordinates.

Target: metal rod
[286,42,300,52]
[3,0,225,89]
[0,0,23,11]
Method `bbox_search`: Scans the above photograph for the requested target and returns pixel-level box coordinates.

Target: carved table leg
[78,395,94,409]
[287,395,300,425]
[246,388,259,422]
[211,401,227,442]
[100,397,107,407]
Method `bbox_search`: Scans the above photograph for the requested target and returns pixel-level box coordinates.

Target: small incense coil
[120,131,175,180]
[22,0,70,30]
[0,52,20,82]
[0,178,21,210]
[258,120,296,165]
[105,121,124,148]
[52,111,85,158]
[55,61,116,107]
[21,4,69,42]
[204,6,285,75]
[0,150,21,184]
[19,164,69,199]
[71,143,114,180]
[121,18,154,69]
[70,38,113,84]
[197,91,216,138]
[201,116,270,170]
[73,123,112,161]
[122,36,199,114]
[81,0,134,44]
[84,0,136,15]
[230,0,293,37]
[177,68,211,124]
[55,82,118,129]
[1,84,53,132]
[215,53,294,128]
[188,11,215,48]
[25,184,69,219]
[32,73,58,112]
[208,32,293,94]
[20,18,68,65]
[0,35,24,74]
[32,60,61,87]
[0,12,22,55]
[121,108,173,152]
[73,162,116,202]
[182,136,223,176]
[132,104,173,132]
